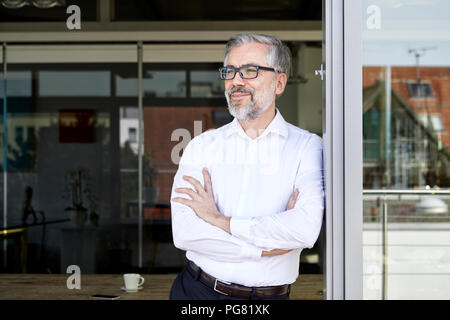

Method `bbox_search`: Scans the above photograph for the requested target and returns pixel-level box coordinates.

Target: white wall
[297,43,323,135]
[278,43,323,135]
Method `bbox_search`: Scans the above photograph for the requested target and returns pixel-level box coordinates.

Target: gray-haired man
[170,33,324,300]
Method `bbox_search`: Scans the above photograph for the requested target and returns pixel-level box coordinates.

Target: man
[170,33,324,300]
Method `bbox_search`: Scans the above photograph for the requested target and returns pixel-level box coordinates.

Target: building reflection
[363,66,450,190]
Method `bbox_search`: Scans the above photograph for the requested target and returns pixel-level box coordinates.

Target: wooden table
[0,274,323,300]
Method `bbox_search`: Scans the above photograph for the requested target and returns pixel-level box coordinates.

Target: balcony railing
[362,189,450,299]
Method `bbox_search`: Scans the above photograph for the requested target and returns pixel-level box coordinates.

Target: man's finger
[288,192,295,205]
[261,249,293,257]
[183,175,205,194]
[286,188,299,210]
[175,187,199,200]
[202,168,213,195]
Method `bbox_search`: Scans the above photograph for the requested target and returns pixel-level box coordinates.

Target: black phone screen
[90,294,120,300]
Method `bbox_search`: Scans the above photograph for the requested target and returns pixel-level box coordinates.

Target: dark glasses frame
[219,64,279,80]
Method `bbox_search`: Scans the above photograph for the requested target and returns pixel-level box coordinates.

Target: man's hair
[224,33,292,79]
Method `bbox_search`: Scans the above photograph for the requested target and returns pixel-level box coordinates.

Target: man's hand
[172,168,231,233]
[261,249,293,257]
[261,188,299,257]
[172,168,300,257]
[286,188,299,211]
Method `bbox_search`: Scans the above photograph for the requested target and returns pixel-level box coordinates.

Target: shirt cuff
[231,218,261,260]
[240,242,262,260]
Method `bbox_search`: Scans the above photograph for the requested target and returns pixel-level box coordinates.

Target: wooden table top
[0,273,323,300]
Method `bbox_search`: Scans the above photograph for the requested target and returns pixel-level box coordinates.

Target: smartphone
[90,294,120,300]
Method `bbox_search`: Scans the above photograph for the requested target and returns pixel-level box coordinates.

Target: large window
[0,60,228,274]
[1,37,325,299]
[362,0,450,299]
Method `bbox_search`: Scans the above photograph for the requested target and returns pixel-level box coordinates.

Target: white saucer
[121,286,143,293]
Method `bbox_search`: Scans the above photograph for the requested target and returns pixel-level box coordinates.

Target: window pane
[116,70,186,98]
[39,71,111,96]
[407,83,434,99]
[144,71,186,98]
[190,71,224,98]
[362,0,450,299]
[0,72,31,98]
[0,63,138,274]
[430,115,444,133]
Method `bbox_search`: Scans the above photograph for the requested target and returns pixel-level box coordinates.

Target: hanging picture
[59,109,95,143]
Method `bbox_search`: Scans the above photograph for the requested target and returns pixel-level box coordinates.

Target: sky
[362,0,450,66]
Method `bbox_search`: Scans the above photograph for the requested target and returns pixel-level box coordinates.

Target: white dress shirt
[170,108,324,287]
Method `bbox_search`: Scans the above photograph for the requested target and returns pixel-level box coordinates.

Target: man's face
[224,42,286,121]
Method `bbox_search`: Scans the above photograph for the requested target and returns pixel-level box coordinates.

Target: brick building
[363,66,450,188]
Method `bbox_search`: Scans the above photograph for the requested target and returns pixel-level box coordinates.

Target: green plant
[62,167,92,211]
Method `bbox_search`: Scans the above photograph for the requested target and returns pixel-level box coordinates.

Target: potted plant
[62,167,91,228]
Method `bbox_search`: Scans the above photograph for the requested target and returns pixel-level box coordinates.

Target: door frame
[324,0,363,299]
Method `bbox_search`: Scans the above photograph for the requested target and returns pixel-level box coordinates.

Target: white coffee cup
[123,273,145,292]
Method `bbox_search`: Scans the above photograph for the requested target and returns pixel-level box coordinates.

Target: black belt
[187,260,290,299]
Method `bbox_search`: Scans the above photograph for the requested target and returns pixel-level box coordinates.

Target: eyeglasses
[219,64,279,80]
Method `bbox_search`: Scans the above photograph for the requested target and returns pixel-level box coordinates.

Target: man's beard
[225,81,276,122]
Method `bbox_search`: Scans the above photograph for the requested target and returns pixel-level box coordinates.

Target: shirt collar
[225,108,289,139]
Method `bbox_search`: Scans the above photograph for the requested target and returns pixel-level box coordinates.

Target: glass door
[325,0,450,300]
[360,0,450,299]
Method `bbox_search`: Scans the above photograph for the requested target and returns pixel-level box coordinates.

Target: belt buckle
[213,279,231,296]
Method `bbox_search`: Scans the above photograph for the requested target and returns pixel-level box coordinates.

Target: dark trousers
[169,263,290,300]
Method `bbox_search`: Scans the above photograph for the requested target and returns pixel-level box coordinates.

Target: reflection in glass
[362,0,450,299]
[116,71,186,98]
[142,106,228,214]
[1,61,231,274]
[363,66,450,189]
[0,72,31,98]
[0,64,117,273]
[119,106,139,219]
[144,71,185,98]
[142,106,228,271]
[39,71,111,96]
[190,71,225,98]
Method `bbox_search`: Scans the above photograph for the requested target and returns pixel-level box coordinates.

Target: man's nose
[230,71,245,86]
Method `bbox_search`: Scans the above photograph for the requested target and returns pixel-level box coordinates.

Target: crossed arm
[172,168,299,257]
[170,134,324,261]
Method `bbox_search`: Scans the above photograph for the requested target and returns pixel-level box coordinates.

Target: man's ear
[275,73,288,97]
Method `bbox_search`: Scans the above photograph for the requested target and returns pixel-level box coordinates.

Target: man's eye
[245,67,256,73]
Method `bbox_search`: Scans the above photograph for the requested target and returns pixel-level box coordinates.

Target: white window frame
[324,0,363,299]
